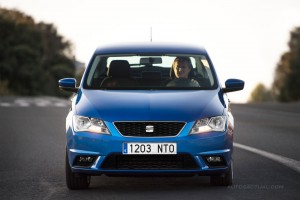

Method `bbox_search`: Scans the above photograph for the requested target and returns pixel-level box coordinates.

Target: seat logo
[146,125,154,133]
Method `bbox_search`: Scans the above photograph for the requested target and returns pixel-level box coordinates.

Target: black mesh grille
[101,154,198,170]
[114,122,185,137]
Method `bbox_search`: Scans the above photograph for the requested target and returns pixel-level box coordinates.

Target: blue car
[59,43,244,189]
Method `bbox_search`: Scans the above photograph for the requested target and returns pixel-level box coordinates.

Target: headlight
[73,115,110,134]
[190,116,227,134]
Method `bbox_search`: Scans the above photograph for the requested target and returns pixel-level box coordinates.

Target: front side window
[84,54,216,90]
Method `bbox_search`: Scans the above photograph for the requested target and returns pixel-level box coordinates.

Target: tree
[272,27,300,102]
[0,7,75,97]
[248,83,273,103]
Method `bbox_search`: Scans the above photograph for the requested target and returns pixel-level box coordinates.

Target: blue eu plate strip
[123,143,128,154]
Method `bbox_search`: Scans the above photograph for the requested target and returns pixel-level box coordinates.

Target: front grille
[101,154,199,170]
[114,122,185,137]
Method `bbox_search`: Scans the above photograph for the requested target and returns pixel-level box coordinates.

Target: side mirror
[222,79,244,93]
[58,78,78,93]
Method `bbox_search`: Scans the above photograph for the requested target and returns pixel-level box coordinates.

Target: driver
[166,57,199,87]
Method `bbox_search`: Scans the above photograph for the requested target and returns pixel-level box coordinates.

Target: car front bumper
[66,121,233,176]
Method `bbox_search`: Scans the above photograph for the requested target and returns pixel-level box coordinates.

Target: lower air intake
[101,154,199,170]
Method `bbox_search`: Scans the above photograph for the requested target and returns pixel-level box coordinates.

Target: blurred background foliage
[0,7,77,97]
[248,83,273,103]
[249,27,300,103]
[272,27,300,102]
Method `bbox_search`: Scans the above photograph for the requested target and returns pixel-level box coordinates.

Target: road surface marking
[234,142,300,174]
[0,102,12,107]
[0,98,70,107]
[14,99,30,107]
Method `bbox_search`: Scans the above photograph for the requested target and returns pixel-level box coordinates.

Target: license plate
[123,143,177,154]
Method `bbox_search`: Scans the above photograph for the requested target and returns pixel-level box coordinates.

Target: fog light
[203,155,226,167]
[206,156,222,162]
[79,156,94,162]
[74,155,97,167]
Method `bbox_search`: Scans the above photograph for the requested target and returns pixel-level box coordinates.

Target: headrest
[108,60,131,78]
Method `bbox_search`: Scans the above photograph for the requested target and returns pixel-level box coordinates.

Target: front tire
[65,151,91,190]
[210,162,233,186]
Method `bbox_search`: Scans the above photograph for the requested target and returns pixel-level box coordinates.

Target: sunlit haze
[1,0,300,103]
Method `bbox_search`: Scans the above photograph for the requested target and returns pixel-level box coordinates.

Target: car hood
[75,89,225,122]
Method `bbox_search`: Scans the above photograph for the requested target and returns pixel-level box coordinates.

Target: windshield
[84,54,217,90]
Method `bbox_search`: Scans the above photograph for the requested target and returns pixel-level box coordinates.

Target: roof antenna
[150,27,152,42]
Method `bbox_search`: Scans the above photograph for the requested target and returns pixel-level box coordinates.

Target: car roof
[94,43,208,55]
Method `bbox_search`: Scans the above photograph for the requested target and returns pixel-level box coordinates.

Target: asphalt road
[0,97,299,200]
